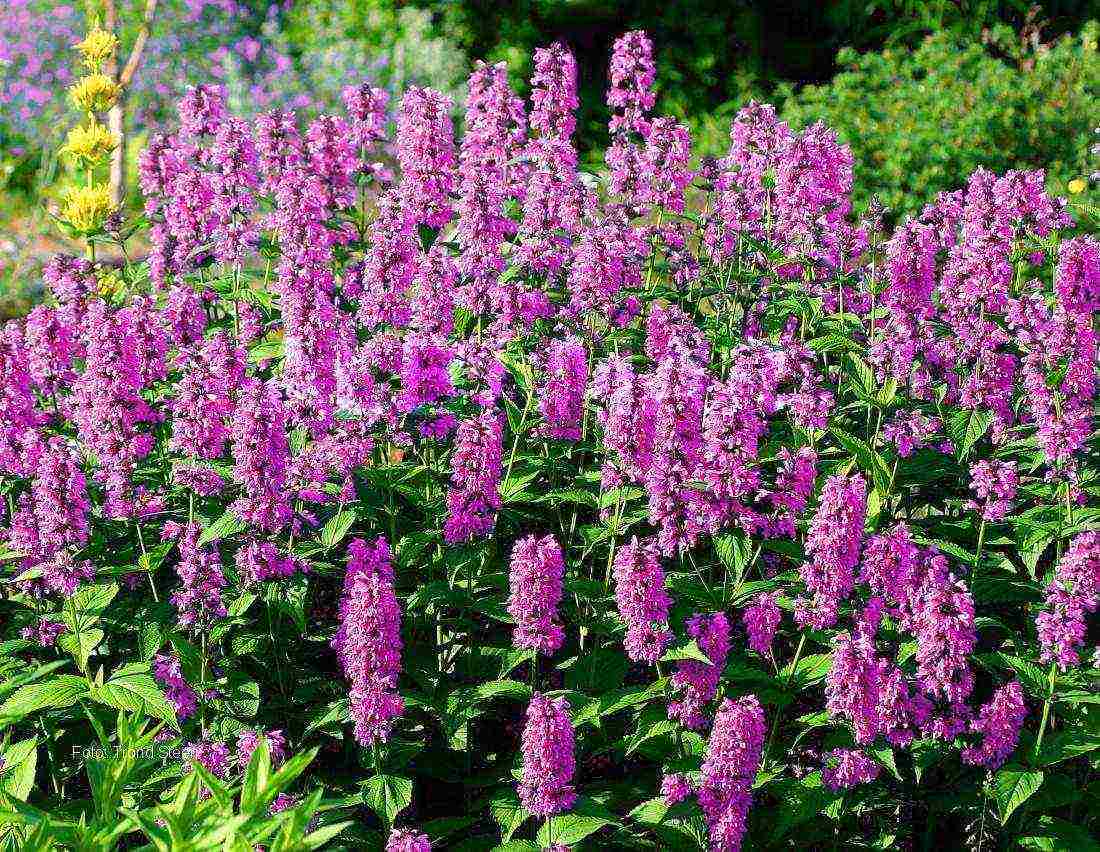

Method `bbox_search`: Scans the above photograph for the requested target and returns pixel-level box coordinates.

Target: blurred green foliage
[778,22,1099,217]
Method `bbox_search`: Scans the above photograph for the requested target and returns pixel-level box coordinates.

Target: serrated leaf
[0,675,88,722]
[0,737,38,801]
[949,408,993,460]
[995,765,1044,823]
[320,508,356,549]
[91,666,178,728]
[198,509,246,545]
[362,774,413,828]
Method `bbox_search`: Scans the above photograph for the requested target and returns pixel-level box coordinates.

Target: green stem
[1033,663,1058,760]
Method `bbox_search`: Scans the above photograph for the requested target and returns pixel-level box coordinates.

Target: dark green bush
[777,23,1099,217]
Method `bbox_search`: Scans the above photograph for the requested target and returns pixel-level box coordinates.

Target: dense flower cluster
[699,695,766,852]
[508,534,566,655]
[518,693,576,817]
[331,537,404,745]
[1036,531,1100,669]
[612,537,671,663]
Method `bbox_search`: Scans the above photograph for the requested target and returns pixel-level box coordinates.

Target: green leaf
[320,508,356,549]
[90,666,178,728]
[0,737,38,801]
[362,774,413,828]
[830,426,891,492]
[198,509,246,545]
[0,675,88,722]
[1017,816,1100,851]
[1035,731,1100,766]
[949,408,993,460]
[535,798,616,846]
[660,640,714,665]
[994,765,1044,823]
[489,792,528,843]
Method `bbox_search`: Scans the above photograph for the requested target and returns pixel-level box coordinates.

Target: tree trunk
[108,91,127,207]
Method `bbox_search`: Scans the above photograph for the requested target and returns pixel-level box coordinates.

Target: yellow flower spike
[61,122,117,167]
[69,74,120,114]
[96,269,124,298]
[74,26,118,72]
[1068,178,1087,195]
[60,183,115,235]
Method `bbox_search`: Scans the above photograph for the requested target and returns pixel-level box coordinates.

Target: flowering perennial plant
[0,26,1098,852]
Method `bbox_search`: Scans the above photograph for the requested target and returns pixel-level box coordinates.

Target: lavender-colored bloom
[508,534,566,655]
[332,537,404,745]
[821,749,881,791]
[7,436,89,569]
[607,30,656,135]
[399,338,454,412]
[529,43,578,141]
[962,681,1026,769]
[170,331,246,463]
[612,537,671,663]
[153,653,198,721]
[698,695,766,852]
[254,109,305,190]
[826,627,887,744]
[270,793,298,814]
[742,593,780,656]
[236,728,287,769]
[165,521,227,631]
[230,379,292,532]
[796,473,867,629]
[397,87,456,229]
[186,738,230,779]
[386,828,432,852]
[444,410,504,544]
[669,612,730,730]
[342,83,389,151]
[644,353,710,556]
[538,336,588,441]
[235,539,302,585]
[1036,531,1100,669]
[661,773,694,805]
[72,301,164,519]
[967,460,1018,522]
[178,84,226,138]
[518,693,577,817]
[592,353,656,488]
[20,618,67,647]
[910,553,976,710]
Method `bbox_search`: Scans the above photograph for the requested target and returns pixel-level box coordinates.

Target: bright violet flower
[236,728,287,769]
[967,459,1018,521]
[386,828,432,852]
[797,473,867,629]
[153,653,198,721]
[332,537,404,745]
[397,87,456,229]
[669,612,730,730]
[661,773,694,805]
[518,693,577,817]
[821,749,881,791]
[538,336,588,441]
[444,410,504,544]
[612,537,671,663]
[1036,531,1100,669]
[508,534,566,656]
[165,521,227,631]
[698,695,766,852]
[962,681,1026,769]
[742,593,781,656]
